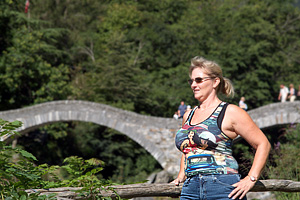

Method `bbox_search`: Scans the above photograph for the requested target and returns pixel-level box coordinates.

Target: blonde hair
[189,56,234,97]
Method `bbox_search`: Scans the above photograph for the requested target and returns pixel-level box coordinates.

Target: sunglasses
[188,77,214,85]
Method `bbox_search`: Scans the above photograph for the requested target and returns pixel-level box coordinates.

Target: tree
[174,0,300,108]
[0,1,72,110]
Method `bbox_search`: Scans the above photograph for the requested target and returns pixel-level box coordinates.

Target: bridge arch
[0,100,299,174]
[0,100,181,170]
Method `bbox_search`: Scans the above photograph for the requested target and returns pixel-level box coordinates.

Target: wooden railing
[26,179,300,199]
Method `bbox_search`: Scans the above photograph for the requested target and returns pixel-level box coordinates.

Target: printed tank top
[175,102,238,176]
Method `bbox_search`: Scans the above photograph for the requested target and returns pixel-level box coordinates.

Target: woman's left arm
[227,105,271,199]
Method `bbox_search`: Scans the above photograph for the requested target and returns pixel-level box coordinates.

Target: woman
[171,56,270,200]
[239,96,248,111]
[287,84,296,102]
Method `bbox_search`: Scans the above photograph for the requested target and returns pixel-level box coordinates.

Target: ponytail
[220,77,234,97]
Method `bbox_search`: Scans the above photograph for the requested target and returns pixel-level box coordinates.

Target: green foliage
[267,124,300,199]
[173,0,300,108]
[268,124,300,180]
[0,119,22,140]
[81,0,300,113]
[4,0,299,114]
[2,0,300,113]
[0,119,44,199]
[0,25,72,109]
[60,156,118,200]
[0,119,120,199]
[0,1,72,110]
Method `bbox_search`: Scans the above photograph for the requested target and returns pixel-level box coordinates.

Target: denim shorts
[180,174,247,200]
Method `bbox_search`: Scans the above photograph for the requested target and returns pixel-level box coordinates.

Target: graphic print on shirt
[179,130,218,152]
[175,102,239,176]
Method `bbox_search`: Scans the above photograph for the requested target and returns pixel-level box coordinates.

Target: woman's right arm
[171,110,191,185]
[171,154,186,185]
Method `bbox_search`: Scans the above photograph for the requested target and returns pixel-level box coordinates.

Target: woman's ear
[213,77,220,89]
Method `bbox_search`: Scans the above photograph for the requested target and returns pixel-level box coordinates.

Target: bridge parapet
[248,101,300,129]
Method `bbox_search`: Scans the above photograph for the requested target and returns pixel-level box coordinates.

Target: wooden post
[25,180,300,199]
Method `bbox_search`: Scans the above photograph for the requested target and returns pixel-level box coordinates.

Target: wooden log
[25,180,300,199]
[253,179,300,192]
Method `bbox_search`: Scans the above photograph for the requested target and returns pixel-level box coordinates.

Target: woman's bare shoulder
[225,103,251,121]
[225,104,252,124]
[227,103,246,113]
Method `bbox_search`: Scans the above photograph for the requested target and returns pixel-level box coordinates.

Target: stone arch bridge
[0,100,299,175]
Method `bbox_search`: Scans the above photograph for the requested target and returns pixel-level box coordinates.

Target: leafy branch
[0,119,120,199]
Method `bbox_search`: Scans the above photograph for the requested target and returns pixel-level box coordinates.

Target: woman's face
[190,68,216,102]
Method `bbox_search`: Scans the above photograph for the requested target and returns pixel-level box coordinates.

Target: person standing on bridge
[287,83,296,102]
[239,96,248,111]
[171,56,270,200]
[278,84,289,102]
[178,101,188,118]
